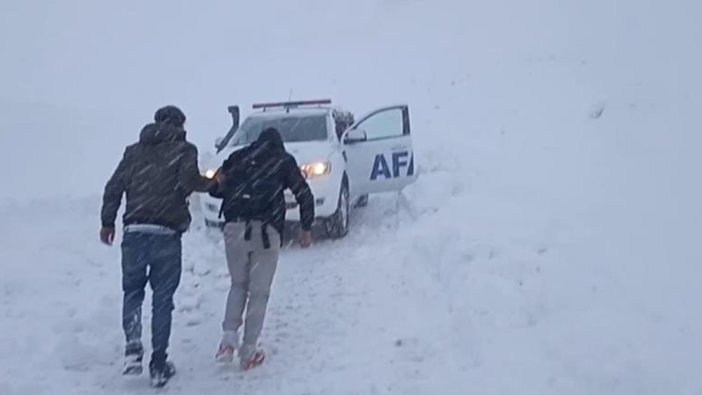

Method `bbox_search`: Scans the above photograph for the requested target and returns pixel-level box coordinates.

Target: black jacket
[101,123,213,232]
[209,131,315,235]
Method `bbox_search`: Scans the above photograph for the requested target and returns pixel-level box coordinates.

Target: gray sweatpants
[222,221,280,357]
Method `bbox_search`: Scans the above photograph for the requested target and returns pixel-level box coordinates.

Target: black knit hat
[154,105,186,127]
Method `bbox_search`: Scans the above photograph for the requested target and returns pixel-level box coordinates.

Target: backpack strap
[261,222,271,250]
[244,220,252,241]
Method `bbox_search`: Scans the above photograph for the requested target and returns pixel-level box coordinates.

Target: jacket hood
[254,127,285,153]
[139,123,187,145]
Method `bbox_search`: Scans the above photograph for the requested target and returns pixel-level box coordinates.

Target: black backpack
[218,145,281,221]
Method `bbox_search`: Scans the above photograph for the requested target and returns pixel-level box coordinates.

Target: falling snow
[1,0,702,394]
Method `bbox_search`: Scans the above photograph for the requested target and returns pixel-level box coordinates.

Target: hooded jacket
[101,123,213,232]
[210,128,315,237]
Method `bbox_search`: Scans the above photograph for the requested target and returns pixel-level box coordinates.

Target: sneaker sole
[241,353,265,371]
[215,346,237,363]
[123,365,143,376]
[216,354,234,364]
[150,362,176,387]
[151,377,168,388]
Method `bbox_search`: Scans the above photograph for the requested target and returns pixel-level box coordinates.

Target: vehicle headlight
[204,169,217,179]
[300,161,332,179]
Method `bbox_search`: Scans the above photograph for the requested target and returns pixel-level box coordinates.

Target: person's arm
[100,149,129,245]
[207,151,239,199]
[207,167,226,198]
[284,155,315,231]
[178,144,214,194]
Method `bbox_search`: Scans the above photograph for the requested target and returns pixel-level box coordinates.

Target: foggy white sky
[3,0,700,122]
[0,0,700,199]
[1,1,377,124]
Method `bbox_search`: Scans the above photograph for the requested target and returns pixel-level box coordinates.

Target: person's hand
[100,226,116,246]
[214,168,226,184]
[299,230,313,248]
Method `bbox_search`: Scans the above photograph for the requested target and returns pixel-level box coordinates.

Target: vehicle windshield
[229,114,328,146]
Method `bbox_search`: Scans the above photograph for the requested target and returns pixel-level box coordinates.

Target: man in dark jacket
[100,105,215,387]
[210,127,314,369]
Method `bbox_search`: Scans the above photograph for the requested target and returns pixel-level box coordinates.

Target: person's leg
[121,232,149,364]
[147,233,182,365]
[221,223,250,343]
[240,224,280,363]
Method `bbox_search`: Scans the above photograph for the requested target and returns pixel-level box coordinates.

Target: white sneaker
[215,345,235,363]
[123,354,143,375]
[240,350,265,371]
[215,331,238,363]
[122,342,143,375]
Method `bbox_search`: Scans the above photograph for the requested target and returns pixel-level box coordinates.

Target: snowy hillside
[1,0,702,394]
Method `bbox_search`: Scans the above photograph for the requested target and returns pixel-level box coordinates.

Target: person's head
[257,127,285,152]
[154,105,186,128]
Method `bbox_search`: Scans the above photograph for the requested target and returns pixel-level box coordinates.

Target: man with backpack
[209,127,315,370]
[100,105,216,387]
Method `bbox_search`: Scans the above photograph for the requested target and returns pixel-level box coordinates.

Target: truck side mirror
[215,105,241,153]
[344,128,367,144]
[227,105,240,130]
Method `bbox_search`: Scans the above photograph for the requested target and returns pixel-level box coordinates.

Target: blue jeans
[121,231,182,362]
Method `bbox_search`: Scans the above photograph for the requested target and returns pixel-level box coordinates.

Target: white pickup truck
[200,99,417,238]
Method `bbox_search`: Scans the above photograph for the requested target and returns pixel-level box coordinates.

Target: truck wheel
[325,183,350,239]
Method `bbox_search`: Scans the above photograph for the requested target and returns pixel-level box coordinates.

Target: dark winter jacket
[209,129,315,236]
[101,123,213,232]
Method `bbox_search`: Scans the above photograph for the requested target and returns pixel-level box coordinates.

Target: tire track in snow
[160,194,455,394]
[0,192,474,394]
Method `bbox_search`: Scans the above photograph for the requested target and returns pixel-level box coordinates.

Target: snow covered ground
[2,0,702,394]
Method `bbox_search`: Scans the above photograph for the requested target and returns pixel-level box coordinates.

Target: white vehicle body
[201,101,417,237]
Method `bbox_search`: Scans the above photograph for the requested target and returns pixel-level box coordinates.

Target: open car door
[342,105,417,196]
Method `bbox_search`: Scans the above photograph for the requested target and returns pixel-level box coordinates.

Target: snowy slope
[2,0,702,394]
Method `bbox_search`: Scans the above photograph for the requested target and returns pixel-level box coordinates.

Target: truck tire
[325,182,350,239]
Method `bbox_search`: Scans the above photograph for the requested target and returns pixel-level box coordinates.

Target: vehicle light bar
[252,99,332,110]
